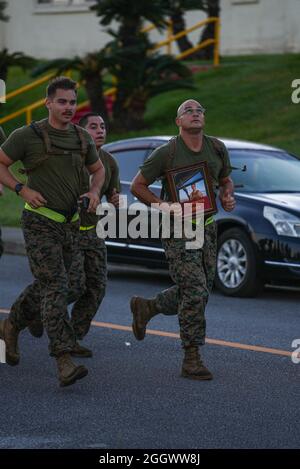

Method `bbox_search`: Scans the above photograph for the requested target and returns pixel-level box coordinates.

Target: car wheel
[215,228,262,297]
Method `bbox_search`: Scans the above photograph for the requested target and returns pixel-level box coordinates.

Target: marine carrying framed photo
[166,161,217,217]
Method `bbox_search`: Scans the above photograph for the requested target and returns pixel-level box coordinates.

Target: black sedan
[102,136,300,297]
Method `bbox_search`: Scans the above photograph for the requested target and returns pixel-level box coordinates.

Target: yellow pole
[176,39,215,60]
[26,108,32,125]
[5,73,54,101]
[213,18,220,67]
[167,22,173,55]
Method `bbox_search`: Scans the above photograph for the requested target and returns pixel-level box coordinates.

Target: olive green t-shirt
[0,126,6,145]
[80,148,121,227]
[140,135,232,202]
[1,121,99,212]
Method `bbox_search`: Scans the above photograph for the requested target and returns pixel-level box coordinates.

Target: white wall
[285,0,300,52]
[220,0,300,55]
[2,0,300,59]
[4,0,109,58]
[0,9,7,49]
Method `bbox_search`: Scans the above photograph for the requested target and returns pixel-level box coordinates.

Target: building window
[231,0,259,4]
[35,0,95,13]
[36,1,94,5]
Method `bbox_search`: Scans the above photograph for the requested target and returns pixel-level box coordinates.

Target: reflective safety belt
[79,225,96,231]
[25,203,79,223]
[205,216,214,226]
[191,215,214,227]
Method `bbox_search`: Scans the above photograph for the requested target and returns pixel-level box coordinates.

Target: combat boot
[56,353,88,387]
[181,346,213,380]
[28,319,44,338]
[0,318,20,366]
[70,342,92,358]
[130,296,158,340]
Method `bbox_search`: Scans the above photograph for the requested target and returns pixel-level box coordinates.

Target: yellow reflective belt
[191,215,214,226]
[80,225,96,231]
[205,216,214,226]
[25,203,79,223]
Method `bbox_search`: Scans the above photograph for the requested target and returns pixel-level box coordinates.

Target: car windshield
[229,150,300,193]
[109,149,147,182]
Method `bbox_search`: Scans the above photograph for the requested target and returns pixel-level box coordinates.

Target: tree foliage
[32,50,112,120]
[0,1,9,22]
[167,0,220,59]
[90,0,194,130]
[0,48,35,82]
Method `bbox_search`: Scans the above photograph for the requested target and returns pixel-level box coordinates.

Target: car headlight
[263,206,300,238]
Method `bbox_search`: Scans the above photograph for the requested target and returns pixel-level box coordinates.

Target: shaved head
[175,98,206,136]
[177,99,203,117]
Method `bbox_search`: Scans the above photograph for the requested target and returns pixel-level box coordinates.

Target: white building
[0,0,299,59]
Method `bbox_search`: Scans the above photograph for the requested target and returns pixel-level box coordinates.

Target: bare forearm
[131,182,161,207]
[219,176,235,211]
[0,163,20,191]
[219,176,234,196]
[90,167,105,196]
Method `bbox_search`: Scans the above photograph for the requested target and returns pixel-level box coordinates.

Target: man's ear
[175,116,180,128]
[45,97,51,111]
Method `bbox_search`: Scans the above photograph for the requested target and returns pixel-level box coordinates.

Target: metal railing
[0,17,220,126]
[148,17,220,65]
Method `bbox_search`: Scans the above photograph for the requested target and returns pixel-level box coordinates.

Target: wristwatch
[15,183,24,195]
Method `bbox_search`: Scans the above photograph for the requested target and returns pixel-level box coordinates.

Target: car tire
[215,227,263,297]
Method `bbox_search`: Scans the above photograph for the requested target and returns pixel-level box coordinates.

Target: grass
[1,53,300,226]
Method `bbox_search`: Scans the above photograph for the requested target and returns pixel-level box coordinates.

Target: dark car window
[109,149,148,182]
[229,150,300,193]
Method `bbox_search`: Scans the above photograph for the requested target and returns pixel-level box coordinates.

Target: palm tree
[0,1,8,22]
[171,11,193,55]
[91,0,170,48]
[32,50,111,121]
[197,0,220,60]
[106,38,194,130]
[91,0,195,130]
[169,0,200,55]
[167,1,220,60]
[0,48,35,83]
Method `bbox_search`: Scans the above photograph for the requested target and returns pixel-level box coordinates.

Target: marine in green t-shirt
[67,112,121,350]
[80,147,121,227]
[129,99,236,382]
[27,113,121,359]
[140,133,232,202]
[1,120,99,213]
[0,77,105,388]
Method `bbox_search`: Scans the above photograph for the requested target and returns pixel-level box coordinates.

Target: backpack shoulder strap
[30,118,53,153]
[73,123,88,163]
[160,136,177,200]
[19,119,53,175]
[165,136,177,170]
[206,135,225,164]
[107,151,117,173]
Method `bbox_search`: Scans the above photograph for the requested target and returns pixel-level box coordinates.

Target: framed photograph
[166,161,217,217]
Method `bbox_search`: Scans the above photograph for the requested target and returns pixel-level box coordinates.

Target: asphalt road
[0,254,299,449]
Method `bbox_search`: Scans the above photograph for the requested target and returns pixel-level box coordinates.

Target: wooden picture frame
[166,161,217,217]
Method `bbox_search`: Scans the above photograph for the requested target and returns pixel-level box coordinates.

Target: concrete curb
[2,227,26,256]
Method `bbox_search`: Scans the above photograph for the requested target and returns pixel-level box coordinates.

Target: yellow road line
[0,308,292,358]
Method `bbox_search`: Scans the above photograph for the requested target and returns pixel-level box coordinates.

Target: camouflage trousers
[10,219,107,345]
[155,221,217,348]
[9,210,81,357]
[0,226,3,259]
[68,228,107,340]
